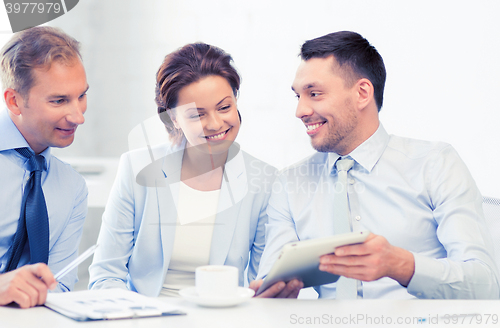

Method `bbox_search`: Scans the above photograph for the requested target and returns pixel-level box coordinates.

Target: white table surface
[1,297,499,328]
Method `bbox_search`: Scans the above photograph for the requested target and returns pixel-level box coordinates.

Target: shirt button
[349,179,355,184]
[355,216,361,221]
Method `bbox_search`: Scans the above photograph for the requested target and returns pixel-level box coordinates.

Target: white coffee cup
[195,265,238,298]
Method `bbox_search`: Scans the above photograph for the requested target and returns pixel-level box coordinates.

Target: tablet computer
[256,231,369,295]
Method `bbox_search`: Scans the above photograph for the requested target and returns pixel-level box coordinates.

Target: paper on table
[45,288,185,321]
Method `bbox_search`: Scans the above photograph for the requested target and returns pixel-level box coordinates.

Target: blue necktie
[4,148,49,272]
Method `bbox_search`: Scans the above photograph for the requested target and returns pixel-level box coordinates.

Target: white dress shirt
[257,124,499,299]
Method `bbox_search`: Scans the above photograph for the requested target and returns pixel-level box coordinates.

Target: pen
[54,244,98,281]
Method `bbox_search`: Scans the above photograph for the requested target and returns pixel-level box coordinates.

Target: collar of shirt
[327,123,390,174]
[0,108,52,167]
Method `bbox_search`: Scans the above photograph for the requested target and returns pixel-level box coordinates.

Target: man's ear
[356,78,374,110]
[4,88,23,115]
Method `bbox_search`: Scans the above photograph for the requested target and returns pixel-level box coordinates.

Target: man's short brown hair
[0,26,81,98]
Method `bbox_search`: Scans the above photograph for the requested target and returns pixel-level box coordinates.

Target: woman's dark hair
[155,43,241,144]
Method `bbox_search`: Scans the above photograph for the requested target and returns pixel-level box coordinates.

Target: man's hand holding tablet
[251,231,369,298]
[249,279,303,298]
[319,233,415,287]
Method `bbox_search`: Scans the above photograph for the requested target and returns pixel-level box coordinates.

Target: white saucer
[179,287,255,307]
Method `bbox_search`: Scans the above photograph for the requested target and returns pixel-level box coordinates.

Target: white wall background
[1,0,500,198]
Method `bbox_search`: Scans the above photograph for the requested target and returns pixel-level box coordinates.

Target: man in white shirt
[252,31,499,299]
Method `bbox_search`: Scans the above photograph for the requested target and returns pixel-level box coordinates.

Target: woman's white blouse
[160,181,220,296]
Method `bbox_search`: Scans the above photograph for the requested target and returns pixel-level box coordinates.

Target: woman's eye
[219,105,231,111]
[295,94,300,99]
[311,92,319,97]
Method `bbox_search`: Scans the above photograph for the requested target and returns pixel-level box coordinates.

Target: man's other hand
[0,263,57,308]
[249,279,303,298]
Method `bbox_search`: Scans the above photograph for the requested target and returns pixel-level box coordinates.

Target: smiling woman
[88,42,277,298]
[173,75,240,160]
